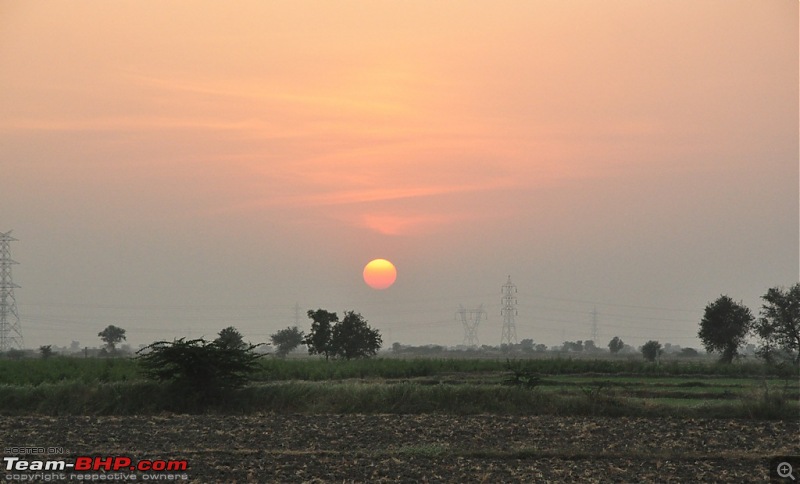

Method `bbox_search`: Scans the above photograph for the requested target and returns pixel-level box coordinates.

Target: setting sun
[363,259,397,290]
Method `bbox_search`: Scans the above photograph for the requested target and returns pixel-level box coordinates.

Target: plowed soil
[2,415,797,482]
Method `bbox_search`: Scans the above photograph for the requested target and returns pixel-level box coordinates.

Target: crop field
[0,356,797,482]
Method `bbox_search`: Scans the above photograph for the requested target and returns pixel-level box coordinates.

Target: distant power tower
[0,231,23,351]
[456,304,486,348]
[500,276,518,346]
[590,306,598,341]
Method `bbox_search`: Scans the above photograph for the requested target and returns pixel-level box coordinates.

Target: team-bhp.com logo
[5,455,188,472]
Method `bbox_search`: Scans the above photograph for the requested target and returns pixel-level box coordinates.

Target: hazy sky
[1,1,797,351]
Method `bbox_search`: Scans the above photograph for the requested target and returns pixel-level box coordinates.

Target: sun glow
[363,259,397,290]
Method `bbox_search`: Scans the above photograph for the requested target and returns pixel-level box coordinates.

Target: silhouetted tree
[698,295,753,363]
[39,345,53,359]
[98,325,126,352]
[304,309,338,360]
[137,337,264,410]
[520,339,534,352]
[754,284,800,365]
[215,326,246,350]
[608,336,624,354]
[330,311,382,360]
[641,340,662,362]
[270,326,304,358]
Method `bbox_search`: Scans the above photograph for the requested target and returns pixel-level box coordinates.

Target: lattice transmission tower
[456,304,486,348]
[500,275,517,346]
[0,231,23,351]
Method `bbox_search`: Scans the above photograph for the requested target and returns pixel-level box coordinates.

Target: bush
[136,337,264,409]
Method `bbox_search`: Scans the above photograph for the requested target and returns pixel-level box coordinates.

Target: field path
[2,415,797,482]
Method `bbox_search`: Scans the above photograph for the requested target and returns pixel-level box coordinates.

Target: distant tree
[698,295,753,363]
[69,341,80,352]
[215,326,246,350]
[679,347,699,357]
[562,340,583,352]
[270,326,304,358]
[304,309,338,360]
[392,342,403,353]
[98,325,126,352]
[520,339,534,353]
[39,345,53,359]
[5,348,25,360]
[641,340,663,362]
[754,284,800,365]
[534,344,548,352]
[330,311,382,360]
[608,336,624,354]
[584,340,598,352]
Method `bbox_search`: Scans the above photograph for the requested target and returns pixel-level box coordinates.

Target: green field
[0,356,796,418]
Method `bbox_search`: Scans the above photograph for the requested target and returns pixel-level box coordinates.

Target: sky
[1,0,797,351]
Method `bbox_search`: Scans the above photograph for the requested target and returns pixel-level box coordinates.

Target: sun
[363,259,397,290]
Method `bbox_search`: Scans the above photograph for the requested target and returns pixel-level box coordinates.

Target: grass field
[0,356,796,418]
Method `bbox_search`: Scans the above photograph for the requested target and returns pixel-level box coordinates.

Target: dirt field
[2,415,797,482]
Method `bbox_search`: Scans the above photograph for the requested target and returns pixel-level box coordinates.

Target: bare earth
[2,415,798,482]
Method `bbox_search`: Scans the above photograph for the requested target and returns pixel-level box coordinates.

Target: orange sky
[1,1,797,349]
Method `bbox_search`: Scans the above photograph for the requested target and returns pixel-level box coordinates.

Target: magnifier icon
[778,462,796,481]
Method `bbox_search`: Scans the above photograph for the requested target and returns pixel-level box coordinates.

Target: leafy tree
[304,309,338,360]
[608,336,624,354]
[137,336,264,409]
[520,339,534,352]
[98,325,126,352]
[215,326,246,350]
[698,295,753,363]
[562,341,583,352]
[679,347,699,357]
[641,340,662,362]
[330,311,382,360]
[39,345,53,359]
[270,326,305,358]
[754,284,800,365]
[584,340,598,352]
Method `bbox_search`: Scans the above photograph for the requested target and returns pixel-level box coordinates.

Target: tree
[698,295,753,363]
[304,309,338,360]
[608,336,624,354]
[270,326,305,358]
[584,340,598,352]
[39,345,53,359]
[520,339,534,353]
[137,337,264,409]
[754,284,800,365]
[641,340,662,362]
[330,311,382,360]
[215,326,246,350]
[98,325,126,352]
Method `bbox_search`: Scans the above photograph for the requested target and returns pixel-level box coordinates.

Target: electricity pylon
[0,231,23,351]
[456,304,486,348]
[500,276,517,346]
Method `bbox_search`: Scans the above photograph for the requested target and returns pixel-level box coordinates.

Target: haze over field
[1,1,797,350]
